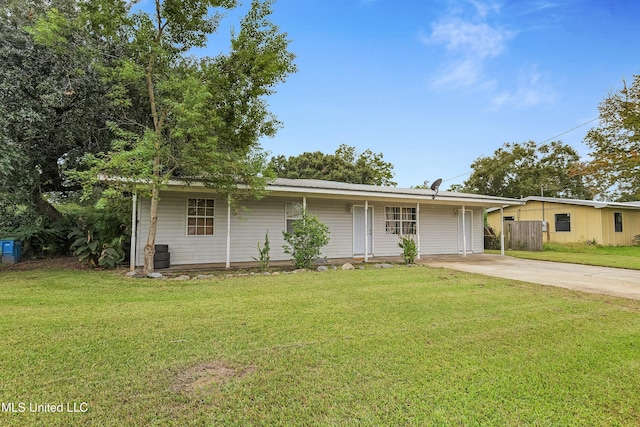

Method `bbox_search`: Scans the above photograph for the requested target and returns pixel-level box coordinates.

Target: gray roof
[165,177,523,207]
[521,196,640,210]
[487,196,640,212]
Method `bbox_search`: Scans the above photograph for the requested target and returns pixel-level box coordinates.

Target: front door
[458,209,473,253]
[353,206,373,256]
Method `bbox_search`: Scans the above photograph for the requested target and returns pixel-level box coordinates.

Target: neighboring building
[486,196,640,246]
[131,178,523,268]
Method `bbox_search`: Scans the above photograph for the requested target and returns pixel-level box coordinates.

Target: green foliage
[456,141,593,199]
[269,144,397,186]
[282,211,330,269]
[398,235,418,264]
[67,209,128,268]
[582,75,640,201]
[0,0,129,219]
[253,232,271,272]
[634,235,640,246]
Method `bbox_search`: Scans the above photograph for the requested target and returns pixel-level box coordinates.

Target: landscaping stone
[147,272,164,279]
[373,263,394,269]
[316,266,328,272]
[196,274,214,280]
[293,269,306,274]
[271,272,281,276]
[262,272,271,276]
[342,263,354,270]
[172,275,191,281]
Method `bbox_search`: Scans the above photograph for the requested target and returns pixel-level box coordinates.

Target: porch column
[226,195,231,269]
[364,200,369,262]
[416,203,421,260]
[129,192,137,271]
[462,205,467,257]
[500,206,505,256]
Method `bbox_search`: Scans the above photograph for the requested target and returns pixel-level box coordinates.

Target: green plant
[253,233,271,272]
[282,211,330,269]
[398,235,418,264]
[68,216,126,269]
[68,220,101,267]
[633,235,640,246]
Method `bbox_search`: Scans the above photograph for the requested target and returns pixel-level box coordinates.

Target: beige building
[486,197,640,246]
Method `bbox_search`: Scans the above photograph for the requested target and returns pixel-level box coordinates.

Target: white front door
[353,206,373,256]
[458,209,473,253]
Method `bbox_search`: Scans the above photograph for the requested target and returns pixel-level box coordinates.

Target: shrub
[398,235,418,264]
[282,211,330,269]
[68,212,127,269]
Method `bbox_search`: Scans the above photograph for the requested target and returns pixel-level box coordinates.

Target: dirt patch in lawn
[171,361,255,395]
[0,256,90,271]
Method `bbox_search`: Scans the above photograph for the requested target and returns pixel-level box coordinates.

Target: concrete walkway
[424,254,640,300]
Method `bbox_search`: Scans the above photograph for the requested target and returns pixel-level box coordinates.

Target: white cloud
[424,2,514,91]
[488,65,556,110]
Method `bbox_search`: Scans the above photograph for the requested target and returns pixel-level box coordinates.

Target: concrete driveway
[423,254,640,300]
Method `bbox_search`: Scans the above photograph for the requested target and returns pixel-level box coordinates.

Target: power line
[538,117,598,145]
[442,117,600,184]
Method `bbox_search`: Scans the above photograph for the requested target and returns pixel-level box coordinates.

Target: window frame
[186,198,215,236]
[385,206,417,235]
[554,213,571,232]
[614,212,623,233]
[284,201,304,234]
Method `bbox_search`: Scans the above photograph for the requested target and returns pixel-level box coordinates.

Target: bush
[398,235,418,264]
[282,211,330,269]
[66,207,129,269]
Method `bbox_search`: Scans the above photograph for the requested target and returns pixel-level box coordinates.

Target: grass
[489,243,640,270]
[1,267,639,426]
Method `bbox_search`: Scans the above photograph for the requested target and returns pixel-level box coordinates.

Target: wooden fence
[504,221,543,251]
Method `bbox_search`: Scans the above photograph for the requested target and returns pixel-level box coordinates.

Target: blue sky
[248,0,640,188]
[148,0,640,188]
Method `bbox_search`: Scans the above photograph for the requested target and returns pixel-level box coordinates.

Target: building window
[187,198,214,235]
[555,213,571,232]
[385,207,416,235]
[614,212,623,232]
[285,202,303,234]
[503,216,515,221]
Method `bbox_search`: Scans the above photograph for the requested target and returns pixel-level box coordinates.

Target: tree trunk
[143,182,159,275]
[33,192,63,222]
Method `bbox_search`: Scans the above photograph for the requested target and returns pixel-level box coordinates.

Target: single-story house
[486,196,640,246]
[130,178,523,268]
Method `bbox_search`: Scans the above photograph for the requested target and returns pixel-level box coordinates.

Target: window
[614,212,623,232]
[385,207,416,235]
[285,202,303,234]
[187,198,214,235]
[555,213,571,232]
[503,216,515,221]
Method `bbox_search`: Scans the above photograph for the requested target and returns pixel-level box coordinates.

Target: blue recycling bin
[1,239,22,264]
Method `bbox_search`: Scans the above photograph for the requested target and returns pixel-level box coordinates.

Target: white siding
[420,205,459,254]
[135,193,487,266]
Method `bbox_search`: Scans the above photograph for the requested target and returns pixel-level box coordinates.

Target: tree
[581,75,640,201]
[454,141,593,199]
[269,144,397,186]
[55,0,295,274]
[0,0,128,221]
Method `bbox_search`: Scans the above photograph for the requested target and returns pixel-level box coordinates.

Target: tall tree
[453,141,593,199]
[0,0,128,220]
[48,0,295,274]
[269,144,397,186]
[581,75,640,201]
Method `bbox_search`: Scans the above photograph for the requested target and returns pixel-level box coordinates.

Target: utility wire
[442,117,600,184]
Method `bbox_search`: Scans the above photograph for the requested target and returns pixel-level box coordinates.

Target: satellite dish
[430,178,442,199]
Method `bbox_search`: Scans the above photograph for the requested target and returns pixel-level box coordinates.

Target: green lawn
[489,243,640,270]
[1,267,639,426]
